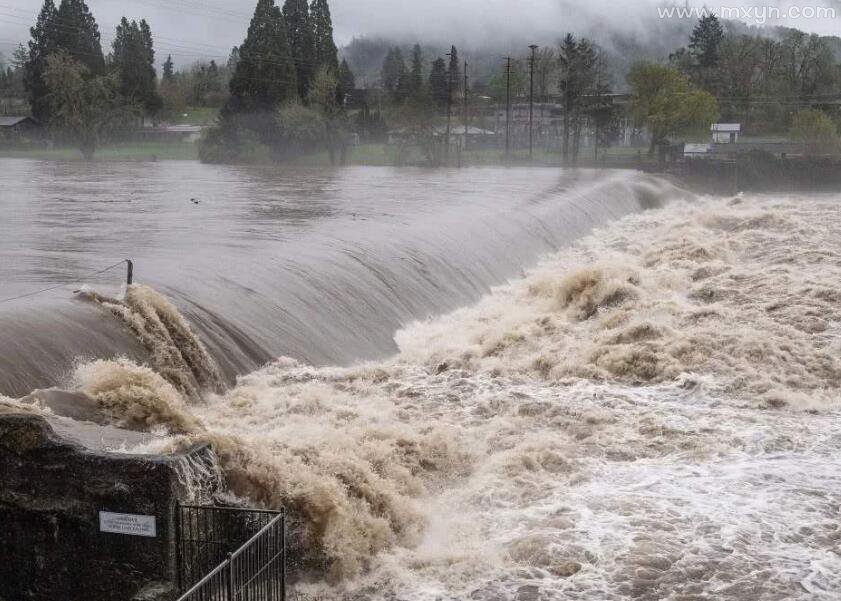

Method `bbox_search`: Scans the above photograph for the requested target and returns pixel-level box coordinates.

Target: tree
[429,57,448,109]
[409,44,424,102]
[310,0,338,73]
[337,58,355,103]
[226,0,297,120]
[627,62,719,156]
[307,66,347,163]
[689,15,724,69]
[162,54,174,83]
[381,47,406,101]
[283,0,314,99]
[559,34,597,162]
[447,45,460,98]
[112,18,161,115]
[24,0,59,122]
[54,0,105,74]
[790,109,839,155]
[43,52,137,159]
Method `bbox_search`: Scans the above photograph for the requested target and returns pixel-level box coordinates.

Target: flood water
[0,160,663,394]
[2,159,840,600]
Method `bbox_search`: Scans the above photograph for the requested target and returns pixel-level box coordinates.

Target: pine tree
[409,44,424,101]
[283,0,314,99]
[310,0,338,73]
[381,47,406,102]
[24,0,59,122]
[112,17,161,113]
[337,58,354,103]
[447,45,460,95]
[226,0,297,118]
[429,57,447,110]
[689,15,724,68]
[162,54,174,83]
[54,0,105,74]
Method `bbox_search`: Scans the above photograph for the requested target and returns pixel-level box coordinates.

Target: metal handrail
[175,505,286,601]
[230,510,284,561]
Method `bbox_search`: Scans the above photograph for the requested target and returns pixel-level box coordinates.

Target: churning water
[2,161,840,600]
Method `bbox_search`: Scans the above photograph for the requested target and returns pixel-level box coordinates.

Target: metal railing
[176,504,286,601]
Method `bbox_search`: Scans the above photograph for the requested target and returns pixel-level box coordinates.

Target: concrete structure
[0,412,215,601]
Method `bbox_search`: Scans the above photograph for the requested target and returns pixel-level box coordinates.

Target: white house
[711,123,741,144]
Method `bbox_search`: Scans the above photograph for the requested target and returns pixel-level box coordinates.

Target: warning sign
[99,512,157,538]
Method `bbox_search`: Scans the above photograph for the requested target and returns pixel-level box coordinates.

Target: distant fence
[176,504,286,601]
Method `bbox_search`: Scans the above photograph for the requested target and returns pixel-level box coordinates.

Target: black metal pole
[126,259,133,286]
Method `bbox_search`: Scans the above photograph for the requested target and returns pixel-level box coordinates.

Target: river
[1,159,839,600]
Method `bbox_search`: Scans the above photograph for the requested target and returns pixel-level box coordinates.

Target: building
[711,123,741,144]
[0,116,42,141]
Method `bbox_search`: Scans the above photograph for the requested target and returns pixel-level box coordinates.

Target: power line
[0,259,130,305]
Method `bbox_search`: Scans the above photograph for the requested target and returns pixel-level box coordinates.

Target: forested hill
[341,20,841,91]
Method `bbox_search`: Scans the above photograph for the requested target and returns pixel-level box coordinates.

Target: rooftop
[0,116,36,127]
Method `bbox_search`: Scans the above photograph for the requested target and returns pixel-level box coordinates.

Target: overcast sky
[1,0,839,63]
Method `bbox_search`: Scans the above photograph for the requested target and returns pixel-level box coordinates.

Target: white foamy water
[7,189,841,599]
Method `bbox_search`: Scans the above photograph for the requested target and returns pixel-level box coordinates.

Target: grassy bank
[0,141,653,168]
[0,141,199,161]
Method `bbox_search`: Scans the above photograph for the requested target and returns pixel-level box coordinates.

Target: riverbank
[0,141,199,161]
[0,142,647,167]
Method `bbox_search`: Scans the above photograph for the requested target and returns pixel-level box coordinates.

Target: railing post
[126,259,133,286]
[175,501,182,594]
[281,511,286,601]
[226,553,233,601]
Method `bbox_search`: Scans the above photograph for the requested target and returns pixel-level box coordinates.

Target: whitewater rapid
[5,186,841,599]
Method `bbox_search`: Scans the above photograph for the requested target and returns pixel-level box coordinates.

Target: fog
[1,0,839,62]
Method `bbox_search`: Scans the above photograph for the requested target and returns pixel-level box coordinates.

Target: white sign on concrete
[99,511,157,538]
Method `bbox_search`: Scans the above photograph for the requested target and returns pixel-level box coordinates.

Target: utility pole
[445,50,454,165]
[463,60,469,153]
[529,45,538,160]
[505,56,511,160]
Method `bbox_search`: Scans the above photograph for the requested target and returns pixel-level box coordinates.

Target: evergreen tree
[227,47,240,72]
[310,0,338,73]
[54,0,105,74]
[337,58,355,103]
[283,0,314,99]
[409,44,424,101]
[226,0,297,119]
[24,0,59,122]
[112,18,161,114]
[447,45,460,95]
[689,15,724,69]
[162,54,174,82]
[429,57,447,109]
[381,47,406,102]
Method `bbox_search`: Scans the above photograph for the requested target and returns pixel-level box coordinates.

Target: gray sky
[1,0,839,63]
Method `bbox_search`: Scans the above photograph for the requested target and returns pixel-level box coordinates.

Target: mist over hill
[341,18,841,91]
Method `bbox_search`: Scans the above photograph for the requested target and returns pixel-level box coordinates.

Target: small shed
[711,123,741,144]
[0,116,42,140]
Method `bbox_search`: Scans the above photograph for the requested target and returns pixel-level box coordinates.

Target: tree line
[201,0,354,163]
[9,0,351,161]
[641,15,841,154]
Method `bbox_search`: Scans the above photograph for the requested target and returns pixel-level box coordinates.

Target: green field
[0,141,199,161]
